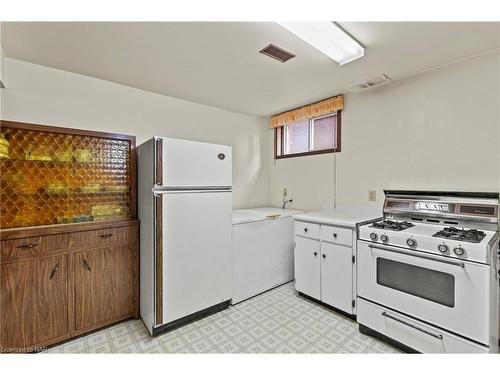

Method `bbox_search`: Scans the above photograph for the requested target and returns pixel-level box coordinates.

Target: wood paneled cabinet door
[73,245,137,332]
[1,255,69,351]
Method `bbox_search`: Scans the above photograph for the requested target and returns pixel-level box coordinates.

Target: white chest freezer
[231,207,302,304]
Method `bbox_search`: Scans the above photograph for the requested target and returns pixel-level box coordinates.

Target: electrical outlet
[283,187,288,198]
[368,190,376,202]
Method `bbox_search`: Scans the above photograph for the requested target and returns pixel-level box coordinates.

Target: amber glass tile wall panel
[0,126,132,229]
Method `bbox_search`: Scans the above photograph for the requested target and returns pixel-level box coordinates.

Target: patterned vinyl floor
[43,282,401,354]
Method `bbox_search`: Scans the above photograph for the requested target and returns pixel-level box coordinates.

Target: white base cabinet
[294,236,321,300]
[320,242,353,313]
[294,220,356,315]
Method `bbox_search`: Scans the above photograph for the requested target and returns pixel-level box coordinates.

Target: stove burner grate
[432,227,486,243]
[371,220,415,231]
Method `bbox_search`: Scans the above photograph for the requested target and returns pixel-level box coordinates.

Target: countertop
[292,205,383,228]
[232,207,303,225]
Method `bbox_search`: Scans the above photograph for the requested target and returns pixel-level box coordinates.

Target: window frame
[274,110,341,159]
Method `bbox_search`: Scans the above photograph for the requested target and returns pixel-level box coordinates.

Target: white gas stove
[359,220,497,264]
[356,190,499,353]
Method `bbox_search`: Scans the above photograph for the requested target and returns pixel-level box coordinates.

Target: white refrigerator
[138,137,233,335]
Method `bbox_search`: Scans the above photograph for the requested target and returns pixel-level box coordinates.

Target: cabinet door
[294,236,321,300]
[320,242,353,313]
[1,255,68,350]
[73,245,136,331]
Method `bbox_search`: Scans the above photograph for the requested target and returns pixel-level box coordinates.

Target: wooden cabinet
[74,244,137,331]
[1,255,69,350]
[294,220,356,315]
[0,221,139,352]
[0,121,138,353]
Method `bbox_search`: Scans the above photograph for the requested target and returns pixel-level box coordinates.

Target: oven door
[357,240,490,345]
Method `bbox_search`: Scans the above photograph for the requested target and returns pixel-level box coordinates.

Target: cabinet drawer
[1,234,68,262]
[69,225,137,249]
[294,221,320,239]
[357,298,488,353]
[320,225,352,246]
[92,226,136,245]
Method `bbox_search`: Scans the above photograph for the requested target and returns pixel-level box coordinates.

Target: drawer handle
[303,228,308,233]
[333,233,337,238]
[17,243,39,249]
[82,258,92,272]
[382,312,443,340]
[99,233,113,239]
[369,244,465,268]
[49,263,60,280]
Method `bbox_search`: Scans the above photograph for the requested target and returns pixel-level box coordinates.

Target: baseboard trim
[231,279,294,306]
[152,300,230,336]
[297,292,356,321]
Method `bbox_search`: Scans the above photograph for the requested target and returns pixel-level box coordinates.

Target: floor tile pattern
[43,283,401,354]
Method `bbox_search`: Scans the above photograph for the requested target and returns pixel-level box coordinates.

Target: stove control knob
[370,233,378,241]
[380,234,389,242]
[438,244,449,253]
[453,246,465,256]
[406,238,417,247]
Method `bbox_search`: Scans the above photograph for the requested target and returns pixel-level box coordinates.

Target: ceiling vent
[349,74,391,92]
[259,44,296,63]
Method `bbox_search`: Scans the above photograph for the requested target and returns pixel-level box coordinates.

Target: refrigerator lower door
[158,191,232,325]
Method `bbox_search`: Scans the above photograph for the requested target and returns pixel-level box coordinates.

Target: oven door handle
[368,244,465,268]
[381,312,443,340]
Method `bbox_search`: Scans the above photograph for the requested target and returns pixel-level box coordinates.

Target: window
[275,111,341,159]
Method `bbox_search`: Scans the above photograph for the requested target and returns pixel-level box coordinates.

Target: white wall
[2,50,498,213]
[0,26,5,86]
[268,153,336,211]
[0,26,6,99]
[0,58,270,209]
[0,51,4,87]
[269,50,500,211]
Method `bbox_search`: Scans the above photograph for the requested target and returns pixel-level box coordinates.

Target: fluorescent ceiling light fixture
[278,22,364,65]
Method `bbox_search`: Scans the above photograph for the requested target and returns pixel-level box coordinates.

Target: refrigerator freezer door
[159,137,232,188]
[160,191,232,324]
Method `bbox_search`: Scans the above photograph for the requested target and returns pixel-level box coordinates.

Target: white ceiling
[2,22,499,117]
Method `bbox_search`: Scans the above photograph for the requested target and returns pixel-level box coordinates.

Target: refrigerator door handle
[155,138,163,186]
[153,190,166,326]
[153,185,231,194]
[153,189,232,196]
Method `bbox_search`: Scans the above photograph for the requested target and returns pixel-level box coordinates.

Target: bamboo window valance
[269,95,344,129]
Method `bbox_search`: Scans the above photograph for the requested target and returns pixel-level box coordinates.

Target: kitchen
[0,4,499,372]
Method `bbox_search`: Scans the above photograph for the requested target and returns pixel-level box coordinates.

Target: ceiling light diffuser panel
[278,22,364,65]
